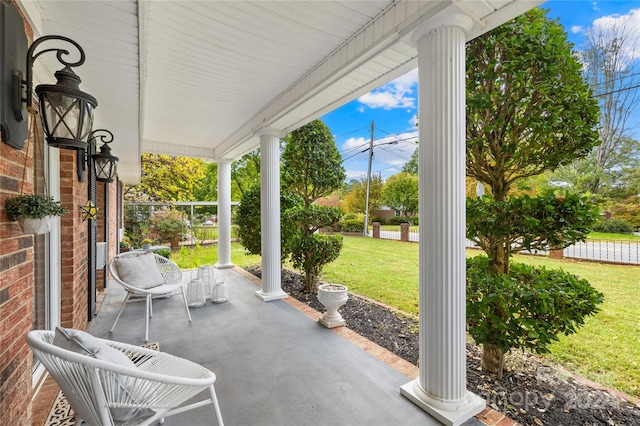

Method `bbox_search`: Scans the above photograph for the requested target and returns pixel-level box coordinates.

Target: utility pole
[363,121,374,237]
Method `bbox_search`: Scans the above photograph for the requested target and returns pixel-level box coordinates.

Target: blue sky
[321,1,640,182]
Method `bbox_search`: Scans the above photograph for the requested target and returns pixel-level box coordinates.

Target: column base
[214,262,234,269]
[255,289,288,302]
[400,379,485,426]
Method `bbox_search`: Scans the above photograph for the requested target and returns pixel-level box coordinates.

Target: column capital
[411,10,473,46]
[257,127,283,139]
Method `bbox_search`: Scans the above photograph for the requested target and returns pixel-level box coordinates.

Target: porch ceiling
[16,0,543,184]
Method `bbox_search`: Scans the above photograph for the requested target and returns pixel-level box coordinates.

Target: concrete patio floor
[84,266,497,426]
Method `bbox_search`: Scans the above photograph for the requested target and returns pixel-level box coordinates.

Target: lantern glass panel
[39,91,94,149]
[94,157,117,182]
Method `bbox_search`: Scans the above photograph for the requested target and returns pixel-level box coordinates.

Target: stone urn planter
[317,283,348,328]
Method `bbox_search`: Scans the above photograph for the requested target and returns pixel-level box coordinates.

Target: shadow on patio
[81,267,495,426]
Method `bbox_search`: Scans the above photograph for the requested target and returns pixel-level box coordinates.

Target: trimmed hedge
[466,256,604,355]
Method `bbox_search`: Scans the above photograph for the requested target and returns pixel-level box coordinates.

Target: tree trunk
[487,243,509,275]
[304,273,315,293]
[170,236,179,251]
[481,344,506,380]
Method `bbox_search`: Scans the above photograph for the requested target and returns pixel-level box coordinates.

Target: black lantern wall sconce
[77,129,119,183]
[8,34,119,184]
[13,35,98,150]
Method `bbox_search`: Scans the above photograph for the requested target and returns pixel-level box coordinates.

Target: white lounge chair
[27,328,223,426]
[109,252,191,342]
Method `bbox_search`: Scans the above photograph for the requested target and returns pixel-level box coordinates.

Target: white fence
[374,229,640,265]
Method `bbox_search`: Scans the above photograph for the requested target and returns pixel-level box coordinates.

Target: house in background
[0,1,543,425]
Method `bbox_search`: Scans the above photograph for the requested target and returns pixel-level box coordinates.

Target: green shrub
[155,248,171,259]
[389,216,409,225]
[235,184,302,260]
[289,232,343,292]
[370,215,384,224]
[592,218,634,234]
[466,256,604,356]
[286,204,344,292]
[152,209,187,245]
[342,212,359,221]
[341,218,364,233]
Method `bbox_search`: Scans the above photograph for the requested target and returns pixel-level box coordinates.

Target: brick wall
[0,132,34,426]
[59,150,90,329]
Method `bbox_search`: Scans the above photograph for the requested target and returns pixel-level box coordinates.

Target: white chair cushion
[53,327,154,422]
[114,254,165,289]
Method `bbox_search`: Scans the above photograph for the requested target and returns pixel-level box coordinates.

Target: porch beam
[400,9,485,426]
[256,129,287,302]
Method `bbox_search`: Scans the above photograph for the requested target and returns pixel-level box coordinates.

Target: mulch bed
[248,266,640,426]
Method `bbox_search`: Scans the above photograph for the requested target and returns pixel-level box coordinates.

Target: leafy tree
[125,154,207,202]
[402,148,419,175]
[381,172,419,224]
[281,119,346,291]
[466,8,600,271]
[579,18,640,196]
[465,8,602,377]
[231,149,261,200]
[340,173,383,219]
[608,196,640,230]
[235,184,302,261]
[551,136,640,201]
[282,119,346,207]
[466,8,599,202]
[194,161,218,201]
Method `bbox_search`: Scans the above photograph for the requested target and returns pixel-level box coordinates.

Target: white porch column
[216,159,233,269]
[400,12,485,426]
[256,129,287,301]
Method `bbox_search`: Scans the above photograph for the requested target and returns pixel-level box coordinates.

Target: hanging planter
[5,194,67,235]
[19,216,57,235]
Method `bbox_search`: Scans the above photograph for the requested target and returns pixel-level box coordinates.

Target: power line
[595,83,640,97]
[591,71,640,88]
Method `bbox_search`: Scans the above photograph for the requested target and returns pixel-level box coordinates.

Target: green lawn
[587,231,640,242]
[171,242,261,270]
[171,237,640,398]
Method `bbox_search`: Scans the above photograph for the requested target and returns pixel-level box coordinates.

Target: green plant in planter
[141,238,153,245]
[152,210,187,250]
[119,237,131,249]
[5,194,67,220]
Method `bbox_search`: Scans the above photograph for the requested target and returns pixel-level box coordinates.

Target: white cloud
[571,25,583,34]
[592,2,599,11]
[591,8,640,60]
[408,114,418,129]
[357,105,365,113]
[358,68,418,110]
[342,136,368,152]
[345,169,367,180]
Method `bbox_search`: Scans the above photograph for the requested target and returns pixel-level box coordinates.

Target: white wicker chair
[26,329,223,426]
[109,252,191,342]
